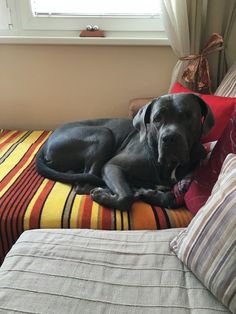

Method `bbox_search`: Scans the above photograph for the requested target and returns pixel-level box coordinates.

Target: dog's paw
[90,188,133,211]
[90,187,114,203]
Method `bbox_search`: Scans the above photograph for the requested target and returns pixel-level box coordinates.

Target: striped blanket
[0,130,193,263]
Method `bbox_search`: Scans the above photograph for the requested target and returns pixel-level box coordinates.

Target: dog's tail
[35,147,105,186]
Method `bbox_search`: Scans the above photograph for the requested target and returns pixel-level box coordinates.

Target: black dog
[36,93,214,211]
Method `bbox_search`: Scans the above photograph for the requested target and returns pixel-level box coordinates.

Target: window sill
[0,36,169,46]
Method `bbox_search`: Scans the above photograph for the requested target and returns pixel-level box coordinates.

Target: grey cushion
[0,229,230,314]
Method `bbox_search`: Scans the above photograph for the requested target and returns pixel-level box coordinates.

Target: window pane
[31,0,162,16]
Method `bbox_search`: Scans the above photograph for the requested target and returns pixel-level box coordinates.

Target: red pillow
[184,107,236,214]
[171,82,236,143]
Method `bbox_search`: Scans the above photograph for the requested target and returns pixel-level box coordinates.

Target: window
[0,0,167,45]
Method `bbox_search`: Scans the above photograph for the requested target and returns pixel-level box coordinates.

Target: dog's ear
[194,94,215,135]
[133,99,156,141]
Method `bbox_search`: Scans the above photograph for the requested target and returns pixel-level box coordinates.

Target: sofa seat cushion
[0,228,230,314]
[0,129,193,263]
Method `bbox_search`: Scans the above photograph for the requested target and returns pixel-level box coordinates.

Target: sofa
[0,63,236,313]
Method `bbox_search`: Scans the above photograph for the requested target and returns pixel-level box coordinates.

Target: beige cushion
[0,228,230,313]
[170,153,236,314]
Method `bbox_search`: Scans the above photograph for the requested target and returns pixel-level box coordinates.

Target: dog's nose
[161,133,178,145]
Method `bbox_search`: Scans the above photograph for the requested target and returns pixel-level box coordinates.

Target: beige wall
[0,44,177,130]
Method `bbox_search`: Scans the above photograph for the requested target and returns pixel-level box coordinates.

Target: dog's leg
[135,188,178,208]
[90,164,134,211]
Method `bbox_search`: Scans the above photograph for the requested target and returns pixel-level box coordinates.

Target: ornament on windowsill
[179,33,224,94]
[80,25,105,37]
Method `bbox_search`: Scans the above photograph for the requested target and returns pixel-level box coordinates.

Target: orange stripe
[178,208,189,226]
[166,209,178,227]
[131,201,157,230]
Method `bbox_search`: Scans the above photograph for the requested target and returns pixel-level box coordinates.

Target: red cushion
[171,82,236,143]
[184,107,236,214]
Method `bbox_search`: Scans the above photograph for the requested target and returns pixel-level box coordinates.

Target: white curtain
[161,0,190,90]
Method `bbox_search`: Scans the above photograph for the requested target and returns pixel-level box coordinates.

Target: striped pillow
[215,62,236,97]
[170,153,236,313]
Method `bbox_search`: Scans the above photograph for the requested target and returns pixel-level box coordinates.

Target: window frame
[0,0,168,46]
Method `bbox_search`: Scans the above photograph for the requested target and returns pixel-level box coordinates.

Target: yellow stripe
[23,179,49,230]
[0,131,47,197]
[40,182,71,228]
[90,201,100,229]
[0,131,28,157]
[122,211,129,230]
[0,130,17,145]
[115,210,122,230]
[70,195,83,228]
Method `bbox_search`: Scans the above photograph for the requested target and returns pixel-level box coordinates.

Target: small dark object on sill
[80,30,105,37]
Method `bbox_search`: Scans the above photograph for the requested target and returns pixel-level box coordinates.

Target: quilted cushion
[0,228,230,314]
[171,82,236,143]
[0,129,193,264]
[170,154,236,314]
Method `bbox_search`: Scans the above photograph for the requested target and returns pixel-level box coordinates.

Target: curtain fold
[161,0,190,90]
[162,0,236,92]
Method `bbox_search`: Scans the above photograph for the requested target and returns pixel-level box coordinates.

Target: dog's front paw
[90,187,114,205]
[90,188,133,211]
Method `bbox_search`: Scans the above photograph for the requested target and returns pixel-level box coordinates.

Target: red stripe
[0,131,23,150]
[0,239,4,265]
[1,162,37,254]
[8,168,43,248]
[0,131,49,190]
[101,206,112,230]
[80,196,93,228]
[15,166,45,235]
[0,130,11,138]
[29,180,55,229]
[155,206,168,229]
[0,131,50,259]
[0,162,35,253]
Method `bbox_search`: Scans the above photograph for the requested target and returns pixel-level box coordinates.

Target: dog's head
[133,93,214,167]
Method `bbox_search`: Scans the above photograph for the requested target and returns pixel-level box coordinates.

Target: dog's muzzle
[158,130,189,167]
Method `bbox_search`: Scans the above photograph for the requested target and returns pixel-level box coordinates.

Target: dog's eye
[153,115,162,123]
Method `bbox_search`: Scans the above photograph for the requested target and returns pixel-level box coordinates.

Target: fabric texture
[171,82,236,143]
[170,154,236,314]
[215,62,236,97]
[0,228,230,314]
[0,129,194,264]
[185,107,236,214]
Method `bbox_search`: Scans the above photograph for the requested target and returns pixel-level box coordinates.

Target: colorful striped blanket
[0,130,194,263]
